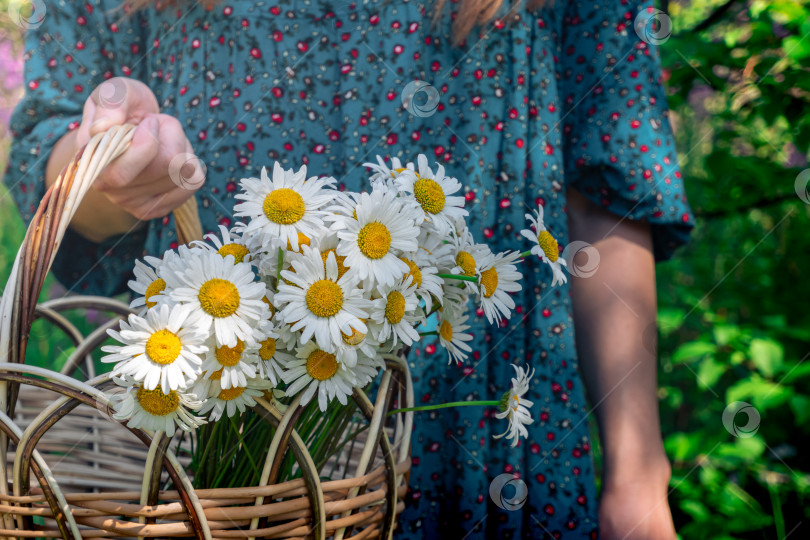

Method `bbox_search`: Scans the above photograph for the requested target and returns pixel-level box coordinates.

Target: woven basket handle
[0,124,203,411]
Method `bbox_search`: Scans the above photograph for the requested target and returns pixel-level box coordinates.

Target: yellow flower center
[321,249,350,279]
[385,290,406,324]
[439,319,453,342]
[413,178,446,215]
[400,258,423,288]
[537,231,559,262]
[341,325,366,346]
[209,368,223,380]
[198,278,240,318]
[357,222,392,260]
[306,279,344,318]
[136,387,179,416]
[392,167,409,176]
[306,349,339,381]
[218,386,246,401]
[263,188,305,225]
[217,243,250,263]
[456,251,476,277]
[145,329,182,365]
[480,267,499,298]
[144,278,166,309]
[259,337,277,361]
[215,339,245,367]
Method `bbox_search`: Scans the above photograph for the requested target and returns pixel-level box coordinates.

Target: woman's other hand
[567,187,678,540]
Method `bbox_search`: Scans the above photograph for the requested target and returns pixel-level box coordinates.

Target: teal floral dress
[5,0,694,537]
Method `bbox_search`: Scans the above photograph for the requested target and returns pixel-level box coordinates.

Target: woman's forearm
[45,128,141,243]
[566,188,671,488]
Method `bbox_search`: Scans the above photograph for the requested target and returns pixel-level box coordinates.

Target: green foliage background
[1,0,810,537]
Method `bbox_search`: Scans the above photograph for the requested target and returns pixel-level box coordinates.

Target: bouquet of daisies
[103,154,569,463]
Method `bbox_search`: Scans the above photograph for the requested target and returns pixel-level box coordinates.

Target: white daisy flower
[310,232,352,282]
[111,382,204,433]
[281,342,359,411]
[476,250,523,325]
[102,304,207,393]
[368,278,422,347]
[363,155,414,189]
[275,246,370,351]
[193,224,252,264]
[234,162,337,251]
[437,307,474,365]
[336,319,381,369]
[197,376,272,421]
[167,251,267,348]
[449,226,491,288]
[131,245,201,309]
[520,204,568,286]
[441,280,473,315]
[494,364,535,447]
[416,227,456,274]
[255,321,295,385]
[396,154,468,235]
[400,253,444,313]
[331,189,419,287]
[347,349,385,389]
[199,336,260,390]
[127,257,166,311]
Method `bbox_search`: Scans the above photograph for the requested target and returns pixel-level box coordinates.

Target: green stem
[387,400,500,416]
[769,482,785,540]
[420,331,437,337]
[437,273,478,283]
[426,304,441,318]
[520,249,533,258]
[276,247,284,285]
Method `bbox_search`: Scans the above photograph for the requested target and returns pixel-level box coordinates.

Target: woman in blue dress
[5,0,694,537]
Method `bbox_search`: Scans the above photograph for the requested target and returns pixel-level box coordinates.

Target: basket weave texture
[0,125,414,539]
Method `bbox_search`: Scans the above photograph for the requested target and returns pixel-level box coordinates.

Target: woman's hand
[46,77,205,242]
[566,187,677,540]
[599,462,677,540]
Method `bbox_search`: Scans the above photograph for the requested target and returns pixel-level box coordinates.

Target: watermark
[8,0,46,29]
[489,473,528,511]
[96,79,128,110]
[794,168,810,204]
[401,80,440,118]
[722,401,760,438]
[562,241,600,278]
[168,153,207,191]
[634,7,672,46]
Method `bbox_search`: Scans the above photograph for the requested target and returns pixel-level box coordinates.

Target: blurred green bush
[640,0,809,537]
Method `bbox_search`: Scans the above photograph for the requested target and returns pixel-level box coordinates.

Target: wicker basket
[0,125,413,539]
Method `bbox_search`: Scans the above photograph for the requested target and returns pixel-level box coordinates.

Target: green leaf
[713,324,741,346]
[790,395,810,424]
[697,357,727,388]
[673,341,717,364]
[727,375,794,411]
[784,36,810,61]
[749,338,784,378]
[680,499,710,522]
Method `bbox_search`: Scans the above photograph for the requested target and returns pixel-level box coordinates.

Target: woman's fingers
[75,77,161,148]
[140,114,205,193]
[91,112,203,221]
[136,184,197,221]
[95,116,160,191]
[119,183,196,222]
